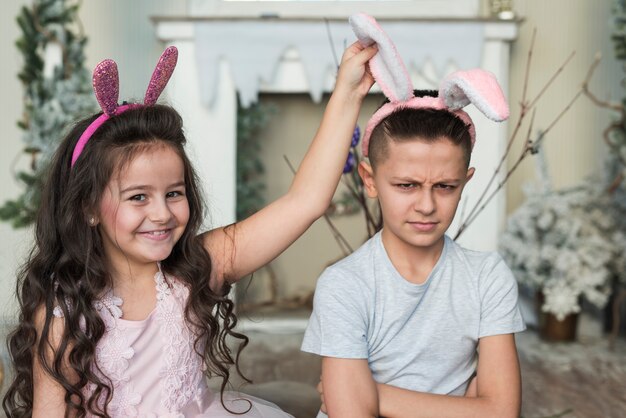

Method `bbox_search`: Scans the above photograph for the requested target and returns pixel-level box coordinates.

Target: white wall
[507,0,621,210]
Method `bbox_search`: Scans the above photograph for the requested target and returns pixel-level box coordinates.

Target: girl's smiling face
[97,143,189,275]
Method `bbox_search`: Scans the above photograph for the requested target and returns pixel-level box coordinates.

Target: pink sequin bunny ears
[349,13,509,157]
[70,46,179,167]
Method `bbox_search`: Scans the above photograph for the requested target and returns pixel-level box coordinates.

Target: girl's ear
[358,161,378,198]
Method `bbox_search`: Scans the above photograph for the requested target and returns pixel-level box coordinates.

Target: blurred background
[1,1,624,417]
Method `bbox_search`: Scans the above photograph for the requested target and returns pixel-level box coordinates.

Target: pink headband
[349,13,509,157]
[71,46,179,167]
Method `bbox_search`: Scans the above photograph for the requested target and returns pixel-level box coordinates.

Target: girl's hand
[335,41,377,101]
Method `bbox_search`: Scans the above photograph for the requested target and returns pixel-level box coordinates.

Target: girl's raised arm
[203,42,377,286]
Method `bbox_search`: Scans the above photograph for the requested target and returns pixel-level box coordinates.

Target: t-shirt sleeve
[301,268,369,359]
[478,254,526,338]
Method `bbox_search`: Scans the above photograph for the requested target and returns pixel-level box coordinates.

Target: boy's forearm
[322,357,380,418]
[377,383,519,418]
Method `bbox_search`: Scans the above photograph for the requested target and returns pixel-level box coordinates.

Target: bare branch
[582,52,623,112]
[527,51,576,110]
[521,28,537,108]
[284,155,353,255]
[454,51,599,240]
[324,18,340,70]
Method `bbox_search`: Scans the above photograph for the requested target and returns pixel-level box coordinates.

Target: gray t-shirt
[302,232,525,396]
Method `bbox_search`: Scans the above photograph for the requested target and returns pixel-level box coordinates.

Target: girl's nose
[149,199,173,224]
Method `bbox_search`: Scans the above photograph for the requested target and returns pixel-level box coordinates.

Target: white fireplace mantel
[153,16,519,251]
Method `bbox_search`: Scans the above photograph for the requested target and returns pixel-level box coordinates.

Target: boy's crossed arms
[319,333,521,418]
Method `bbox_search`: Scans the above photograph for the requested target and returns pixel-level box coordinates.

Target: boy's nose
[414,190,435,215]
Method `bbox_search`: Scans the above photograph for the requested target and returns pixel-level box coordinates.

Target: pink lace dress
[54,268,293,418]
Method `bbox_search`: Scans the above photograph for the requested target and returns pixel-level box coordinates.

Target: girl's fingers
[350,44,378,66]
[342,41,377,62]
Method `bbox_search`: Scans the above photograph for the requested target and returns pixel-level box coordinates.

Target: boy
[302,100,526,417]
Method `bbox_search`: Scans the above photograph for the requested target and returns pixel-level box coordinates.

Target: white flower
[542,282,581,321]
[536,210,555,230]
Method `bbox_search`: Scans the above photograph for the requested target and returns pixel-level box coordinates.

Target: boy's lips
[408,221,438,232]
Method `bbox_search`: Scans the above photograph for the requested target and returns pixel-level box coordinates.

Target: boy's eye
[130,194,146,201]
[435,184,456,191]
[396,183,416,190]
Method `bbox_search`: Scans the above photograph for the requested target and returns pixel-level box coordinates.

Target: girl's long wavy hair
[2,105,249,417]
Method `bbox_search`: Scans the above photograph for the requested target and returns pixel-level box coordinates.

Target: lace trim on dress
[91,289,141,416]
[155,268,204,411]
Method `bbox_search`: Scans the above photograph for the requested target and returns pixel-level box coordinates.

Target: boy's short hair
[368,90,473,169]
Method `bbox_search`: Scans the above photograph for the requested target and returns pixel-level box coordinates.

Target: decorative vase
[536,291,578,342]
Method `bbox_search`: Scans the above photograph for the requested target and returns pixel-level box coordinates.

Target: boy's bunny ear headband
[348,13,509,158]
[71,46,179,167]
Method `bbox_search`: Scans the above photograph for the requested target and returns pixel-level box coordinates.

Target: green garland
[236,102,274,221]
[611,0,626,180]
[0,0,95,228]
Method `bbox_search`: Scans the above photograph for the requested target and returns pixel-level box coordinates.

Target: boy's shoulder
[329,233,379,267]
[446,236,514,284]
[317,234,381,287]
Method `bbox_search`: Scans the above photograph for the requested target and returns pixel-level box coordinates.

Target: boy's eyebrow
[391,176,462,184]
[120,181,185,193]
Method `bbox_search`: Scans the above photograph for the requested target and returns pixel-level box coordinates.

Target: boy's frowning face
[360,137,474,255]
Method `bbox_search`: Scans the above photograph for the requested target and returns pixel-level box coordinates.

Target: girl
[2,41,376,418]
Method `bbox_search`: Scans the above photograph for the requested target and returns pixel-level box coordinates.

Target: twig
[455,108,536,239]
[581,53,622,111]
[324,18,340,70]
[581,52,626,190]
[521,29,536,106]
[341,176,376,237]
[533,89,584,149]
[526,51,576,110]
[283,155,353,255]
[458,46,576,235]
[456,80,586,239]
[454,37,587,240]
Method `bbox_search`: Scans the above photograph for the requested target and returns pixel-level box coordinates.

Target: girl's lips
[138,229,172,241]
[408,221,438,232]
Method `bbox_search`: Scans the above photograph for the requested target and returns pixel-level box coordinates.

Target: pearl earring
[89,216,96,226]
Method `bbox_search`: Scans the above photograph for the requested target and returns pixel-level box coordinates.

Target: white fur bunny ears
[349,13,510,157]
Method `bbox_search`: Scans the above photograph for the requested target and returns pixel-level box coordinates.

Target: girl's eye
[167,190,185,198]
[130,194,146,201]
